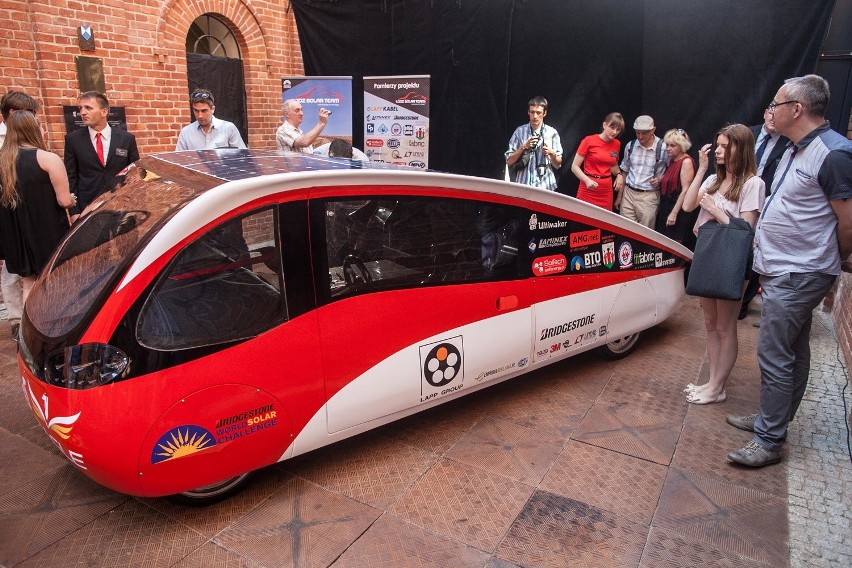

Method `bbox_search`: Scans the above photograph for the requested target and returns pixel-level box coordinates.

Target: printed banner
[281,76,353,140]
[363,75,430,169]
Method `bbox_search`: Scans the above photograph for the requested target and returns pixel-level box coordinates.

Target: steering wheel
[342,254,372,285]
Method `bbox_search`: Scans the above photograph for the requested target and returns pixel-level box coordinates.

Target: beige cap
[633,115,655,130]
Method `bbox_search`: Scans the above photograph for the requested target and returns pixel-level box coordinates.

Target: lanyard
[761,145,798,218]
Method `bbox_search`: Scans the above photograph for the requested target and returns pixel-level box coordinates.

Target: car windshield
[26,173,199,339]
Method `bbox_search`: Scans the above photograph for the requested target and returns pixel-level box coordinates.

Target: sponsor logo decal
[420,337,464,402]
[633,251,656,267]
[532,254,567,275]
[378,124,389,134]
[366,123,375,134]
[539,314,596,341]
[409,161,426,168]
[22,378,86,469]
[391,123,402,136]
[570,256,585,272]
[570,229,601,247]
[655,252,676,267]
[573,329,598,346]
[152,425,217,464]
[538,236,569,249]
[396,91,429,105]
[602,242,616,268]
[207,404,279,446]
[387,138,401,149]
[518,357,528,368]
[474,362,517,382]
[583,249,602,268]
[415,126,426,139]
[404,124,414,136]
[23,378,80,441]
[533,219,568,230]
[529,213,538,231]
[528,238,537,253]
[618,241,633,269]
[366,138,384,148]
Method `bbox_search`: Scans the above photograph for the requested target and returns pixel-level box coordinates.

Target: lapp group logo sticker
[420,336,464,402]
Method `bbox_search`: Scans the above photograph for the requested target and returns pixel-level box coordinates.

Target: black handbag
[686,217,754,301]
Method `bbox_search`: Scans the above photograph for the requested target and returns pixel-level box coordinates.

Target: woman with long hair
[571,112,625,211]
[655,128,696,243]
[0,111,76,301]
[681,124,765,404]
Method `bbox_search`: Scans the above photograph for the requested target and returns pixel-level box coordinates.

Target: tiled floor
[1,295,850,568]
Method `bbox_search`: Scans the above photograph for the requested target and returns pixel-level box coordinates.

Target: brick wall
[1,0,304,155]
[836,113,852,421]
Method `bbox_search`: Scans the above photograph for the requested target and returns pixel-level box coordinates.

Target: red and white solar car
[18,150,691,502]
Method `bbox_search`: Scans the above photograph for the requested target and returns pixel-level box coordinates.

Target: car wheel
[167,473,252,506]
[596,331,641,360]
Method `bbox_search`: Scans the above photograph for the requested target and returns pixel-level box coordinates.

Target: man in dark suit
[64,91,139,217]
[740,107,791,319]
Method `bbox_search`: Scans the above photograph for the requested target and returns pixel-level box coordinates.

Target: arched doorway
[185,14,249,143]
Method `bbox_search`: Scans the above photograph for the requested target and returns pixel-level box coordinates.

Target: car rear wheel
[596,331,641,360]
[167,473,252,506]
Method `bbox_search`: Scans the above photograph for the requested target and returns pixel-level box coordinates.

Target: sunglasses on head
[191,92,212,101]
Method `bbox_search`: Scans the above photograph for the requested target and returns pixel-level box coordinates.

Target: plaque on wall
[63,105,128,134]
[75,55,106,94]
[78,26,95,51]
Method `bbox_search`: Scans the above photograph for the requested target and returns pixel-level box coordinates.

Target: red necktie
[96,132,105,166]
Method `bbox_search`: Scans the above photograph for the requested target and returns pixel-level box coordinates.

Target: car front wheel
[167,473,252,506]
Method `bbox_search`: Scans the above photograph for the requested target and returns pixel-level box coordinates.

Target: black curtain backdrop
[291,0,835,194]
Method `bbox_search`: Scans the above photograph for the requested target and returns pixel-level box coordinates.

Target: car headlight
[44,343,130,389]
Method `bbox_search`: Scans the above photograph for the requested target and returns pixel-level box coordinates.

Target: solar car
[19,149,691,503]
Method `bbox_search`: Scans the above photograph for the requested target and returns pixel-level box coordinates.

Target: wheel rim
[178,473,249,500]
[606,333,639,354]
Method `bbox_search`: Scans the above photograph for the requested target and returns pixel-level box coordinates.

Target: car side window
[137,207,286,350]
[318,196,520,300]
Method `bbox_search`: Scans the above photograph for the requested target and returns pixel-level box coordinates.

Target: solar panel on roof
[151,149,397,182]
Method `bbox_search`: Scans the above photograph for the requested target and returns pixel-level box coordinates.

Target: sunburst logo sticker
[151,425,216,464]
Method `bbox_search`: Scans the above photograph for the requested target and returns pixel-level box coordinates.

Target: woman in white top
[681,124,765,404]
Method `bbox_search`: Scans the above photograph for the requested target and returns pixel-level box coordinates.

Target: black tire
[166,472,252,506]
[596,331,641,360]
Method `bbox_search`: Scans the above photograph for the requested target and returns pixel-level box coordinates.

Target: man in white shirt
[176,89,246,150]
[617,115,668,227]
[276,99,330,152]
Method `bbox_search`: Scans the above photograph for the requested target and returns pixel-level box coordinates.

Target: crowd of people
[0,75,849,470]
[507,75,851,468]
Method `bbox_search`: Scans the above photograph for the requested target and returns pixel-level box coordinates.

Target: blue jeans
[753,272,836,451]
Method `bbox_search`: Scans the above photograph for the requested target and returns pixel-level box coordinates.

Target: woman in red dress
[571,112,624,210]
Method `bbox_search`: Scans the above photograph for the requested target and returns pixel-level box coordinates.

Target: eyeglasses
[191,92,212,101]
[768,100,798,113]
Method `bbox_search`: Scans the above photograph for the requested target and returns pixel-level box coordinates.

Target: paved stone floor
[0,295,850,567]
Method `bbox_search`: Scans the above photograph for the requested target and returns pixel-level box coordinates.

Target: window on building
[186,14,241,59]
[137,207,285,350]
[316,196,520,301]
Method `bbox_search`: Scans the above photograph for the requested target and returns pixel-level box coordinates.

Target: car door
[310,191,533,434]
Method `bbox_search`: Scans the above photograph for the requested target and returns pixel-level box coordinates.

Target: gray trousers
[753,272,836,451]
